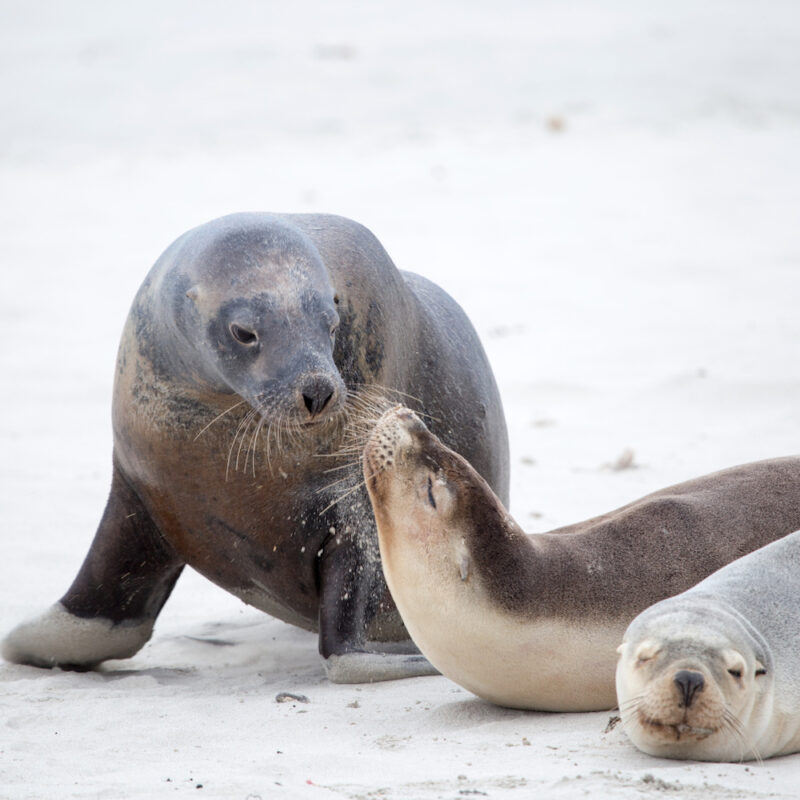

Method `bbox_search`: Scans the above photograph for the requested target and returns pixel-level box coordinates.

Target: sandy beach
[2,2,800,797]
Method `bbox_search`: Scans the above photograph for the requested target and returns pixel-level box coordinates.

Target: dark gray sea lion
[616,530,800,761]
[1,213,509,682]
[362,406,800,709]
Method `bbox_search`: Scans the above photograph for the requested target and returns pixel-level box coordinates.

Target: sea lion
[1,213,509,683]
[615,530,800,761]
[362,406,800,710]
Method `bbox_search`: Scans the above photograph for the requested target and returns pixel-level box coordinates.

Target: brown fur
[364,407,800,708]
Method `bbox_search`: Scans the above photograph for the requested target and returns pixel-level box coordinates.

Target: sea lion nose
[674,669,705,708]
[301,376,336,418]
[393,408,427,433]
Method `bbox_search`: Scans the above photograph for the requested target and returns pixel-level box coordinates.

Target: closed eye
[755,668,767,676]
[427,476,437,509]
[728,668,742,679]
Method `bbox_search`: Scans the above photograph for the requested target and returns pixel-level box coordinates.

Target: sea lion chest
[113,369,349,630]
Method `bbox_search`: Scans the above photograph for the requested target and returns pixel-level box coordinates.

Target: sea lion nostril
[674,669,705,708]
[301,377,335,417]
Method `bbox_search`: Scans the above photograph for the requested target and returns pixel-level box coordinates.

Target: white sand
[2,1,800,797]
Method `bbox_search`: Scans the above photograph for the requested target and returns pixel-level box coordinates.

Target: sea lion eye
[728,668,742,679]
[427,476,437,509]
[755,667,767,676]
[633,640,660,665]
[230,323,258,345]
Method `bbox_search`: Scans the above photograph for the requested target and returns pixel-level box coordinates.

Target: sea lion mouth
[640,715,716,741]
[299,415,333,427]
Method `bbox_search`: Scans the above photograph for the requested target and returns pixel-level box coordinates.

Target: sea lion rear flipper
[1,463,184,669]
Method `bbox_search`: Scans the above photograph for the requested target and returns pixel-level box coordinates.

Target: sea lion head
[362,406,519,660]
[616,599,772,761]
[171,214,346,426]
[363,406,510,590]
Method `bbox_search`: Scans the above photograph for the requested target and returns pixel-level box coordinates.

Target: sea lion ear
[186,286,200,302]
[456,537,470,582]
[616,643,626,656]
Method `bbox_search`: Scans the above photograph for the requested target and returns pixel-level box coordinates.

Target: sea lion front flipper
[323,652,438,684]
[1,462,184,669]
[316,527,438,683]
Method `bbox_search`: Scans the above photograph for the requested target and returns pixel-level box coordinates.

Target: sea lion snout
[391,409,441,451]
[378,408,445,470]
[674,669,705,708]
[363,407,442,506]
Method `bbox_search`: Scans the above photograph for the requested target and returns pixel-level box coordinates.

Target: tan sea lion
[616,529,800,761]
[363,406,800,709]
[1,213,509,683]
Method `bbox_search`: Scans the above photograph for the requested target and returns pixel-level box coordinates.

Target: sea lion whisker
[345,394,393,413]
[283,417,295,452]
[321,461,362,474]
[352,395,396,412]
[345,407,390,426]
[226,406,259,480]
[318,477,372,515]
[194,399,247,441]
[618,705,646,734]
[343,418,385,433]
[234,417,253,474]
[415,409,442,424]
[315,472,363,494]
[345,382,388,399]
[284,412,303,450]
[342,401,388,420]
[340,419,375,433]
[330,440,369,452]
[326,450,366,462]
[349,417,379,432]
[723,710,762,765]
[353,382,423,408]
[248,412,269,478]
[242,404,260,476]
[275,410,284,455]
[234,407,261,474]
[346,388,440,426]
[343,395,397,420]
[618,695,644,714]
[341,431,369,451]
[339,409,382,431]
[291,416,308,450]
